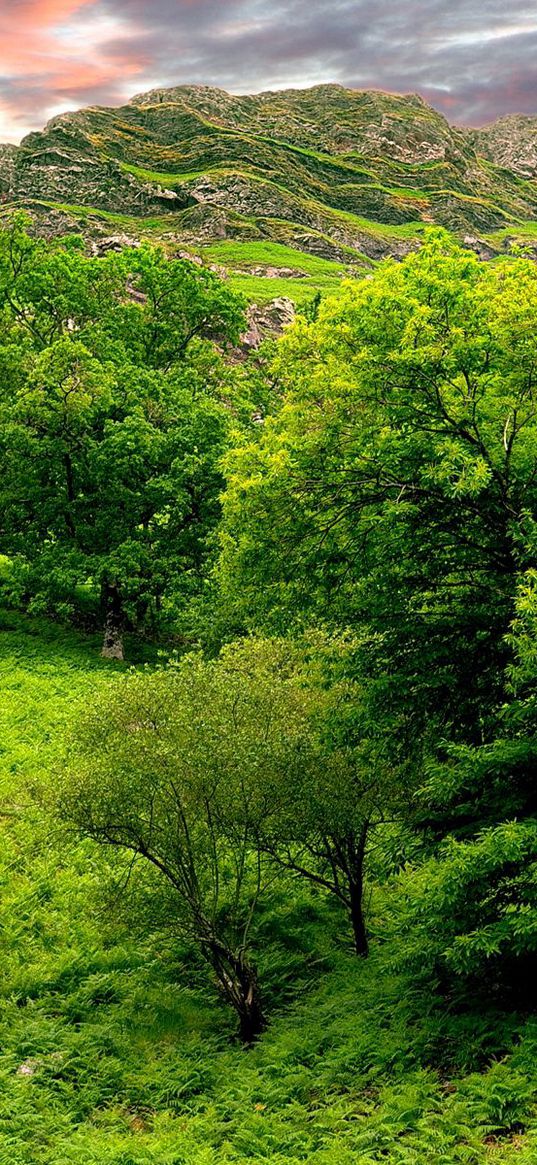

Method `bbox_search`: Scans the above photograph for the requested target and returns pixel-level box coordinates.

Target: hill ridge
[1,83,536,277]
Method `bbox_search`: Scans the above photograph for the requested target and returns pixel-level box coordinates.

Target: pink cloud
[0,1,95,73]
[0,0,147,140]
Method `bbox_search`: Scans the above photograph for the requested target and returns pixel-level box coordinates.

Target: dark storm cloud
[1,0,536,141]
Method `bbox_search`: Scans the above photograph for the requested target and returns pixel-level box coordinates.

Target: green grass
[202,240,354,303]
[385,185,431,200]
[0,609,156,798]
[485,221,537,243]
[0,610,108,799]
[201,240,348,274]
[2,611,537,1162]
[226,272,347,305]
[119,161,223,186]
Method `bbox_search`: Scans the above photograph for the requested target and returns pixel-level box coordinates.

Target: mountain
[1,84,537,298]
[474,115,537,179]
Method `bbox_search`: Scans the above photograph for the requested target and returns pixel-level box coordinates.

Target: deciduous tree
[0,217,246,656]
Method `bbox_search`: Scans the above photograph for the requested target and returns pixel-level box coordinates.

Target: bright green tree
[220,230,537,744]
[219,231,537,987]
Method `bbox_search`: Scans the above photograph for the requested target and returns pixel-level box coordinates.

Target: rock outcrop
[241,297,297,350]
[474,115,537,178]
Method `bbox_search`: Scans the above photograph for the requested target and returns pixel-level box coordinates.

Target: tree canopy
[4,220,537,1083]
[60,639,329,1041]
[0,216,246,656]
[218,230,537,993]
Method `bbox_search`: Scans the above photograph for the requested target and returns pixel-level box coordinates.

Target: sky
[0,0,536,143]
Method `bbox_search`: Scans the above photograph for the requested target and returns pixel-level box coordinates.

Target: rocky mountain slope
[1,84,536,286]
[474,115,537,179]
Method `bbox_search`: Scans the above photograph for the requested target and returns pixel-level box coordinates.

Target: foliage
[0,611,535,1163]
[0,216,246,655]
[0,611,536,1163]
[236,633,407,956]
[2,225,537,1161]
[58,640,330,1041]
[218,229,537,991]
[221,231,537,694]
[393,567,537,993]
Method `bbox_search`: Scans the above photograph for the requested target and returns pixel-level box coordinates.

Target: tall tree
[220,230,537,747]
[0,218,246,656]
[219,230,537,989]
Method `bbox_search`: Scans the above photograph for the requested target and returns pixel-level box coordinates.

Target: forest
[1,215,537,1163]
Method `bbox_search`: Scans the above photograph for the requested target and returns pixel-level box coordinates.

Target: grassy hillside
[200,240,355,304]
[2,611,537,1163]
[2,84,537,294]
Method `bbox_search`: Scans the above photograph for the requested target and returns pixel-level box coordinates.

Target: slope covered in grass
[201,240,354,304]
[2,612,537,1164]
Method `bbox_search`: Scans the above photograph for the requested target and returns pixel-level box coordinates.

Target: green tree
[397,569,537,998]
[220,230,537,748]
[247,635,403,956]
[0,218,246,656]
[219,230,537,990]
[60,642,322,1042]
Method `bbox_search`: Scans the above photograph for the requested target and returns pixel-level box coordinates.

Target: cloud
[0,0,146,140]
[0,0,535,142]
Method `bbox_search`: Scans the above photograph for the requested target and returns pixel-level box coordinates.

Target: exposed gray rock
[463,235,499,261]
[474,115,537,178]
[241,297,296,350]
[90,234,141,256]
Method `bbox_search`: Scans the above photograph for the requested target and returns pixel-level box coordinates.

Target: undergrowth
[1,613,537,1163]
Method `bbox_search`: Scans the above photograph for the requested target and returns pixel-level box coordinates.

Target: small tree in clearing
[60,642,318,1043]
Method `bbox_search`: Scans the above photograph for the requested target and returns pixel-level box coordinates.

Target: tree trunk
[234,961,266,1045]
[348,874,368,957]
[204,940,266,1044]
[345,824,369,957]
[100,581,125,661]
